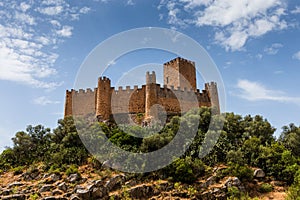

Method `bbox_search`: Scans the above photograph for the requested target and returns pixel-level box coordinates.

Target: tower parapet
[205,82,220,114]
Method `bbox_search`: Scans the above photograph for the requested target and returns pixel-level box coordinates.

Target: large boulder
[254,169,265,178]
[105,174,125,191]
[76,189,90,199]
[202,176,217,188]
[90,187,108,199]
[22,169,40,181]
[224,177,241,188]
[2,194,26,200]
[7,182,23,188]
[127,185,154,199]
[68,174,81,183]
[39,184,53,193]
[58,182,68,192]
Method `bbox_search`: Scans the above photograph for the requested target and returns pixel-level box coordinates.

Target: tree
[279,123,300,156]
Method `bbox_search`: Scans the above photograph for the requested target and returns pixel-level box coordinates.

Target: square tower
[163,57,196,90]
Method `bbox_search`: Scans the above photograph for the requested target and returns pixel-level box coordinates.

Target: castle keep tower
[164,57,196,91]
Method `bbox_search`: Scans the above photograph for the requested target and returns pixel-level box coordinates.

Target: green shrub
[229,164,253,182]
[227,187,252,200]
[287,169,300,200]
[259,183,273,193]
[227,186,241,199]
[29,193,39,200]
[12,166,24,175]
[48,164,62,174]
[166,157,206,183]
[0,169,3,174]
[65,164,79,176]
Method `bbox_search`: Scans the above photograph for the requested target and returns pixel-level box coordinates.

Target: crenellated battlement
[67,88,96,95]
[98,76,110,81]
[64,57,220,119]
[163,57,195,66]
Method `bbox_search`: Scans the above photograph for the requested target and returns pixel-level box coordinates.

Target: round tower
[96,77,112,121]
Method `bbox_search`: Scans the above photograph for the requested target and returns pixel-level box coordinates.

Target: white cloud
[19,2,31,12]
[37,6,64,15]
[264,43,283,55]
[293,51,300,60]
[256,54,263,60]
[34,96,60,106]
[274,70,283,74]
[127,0,135,6]
[235,79,300,104]
[36,36,50,45]
[159,0,288,51]
[50,20,61,27]
[56,26,73,37]
[80,7,91,14]
[291,6,300,14]
[0,1,91,89]
[15,12,36,25]
[164,1,189,28]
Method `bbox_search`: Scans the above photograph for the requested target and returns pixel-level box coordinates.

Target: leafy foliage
[0,107,299,193]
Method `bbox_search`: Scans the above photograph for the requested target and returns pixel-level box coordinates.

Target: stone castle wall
[65,88,96,117]
[65,82,213,120]
[64,57,220,121]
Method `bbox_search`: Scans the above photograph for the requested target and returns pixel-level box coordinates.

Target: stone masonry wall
[163,57,196,91]
[67,88,96,116]
[64,83,212,120]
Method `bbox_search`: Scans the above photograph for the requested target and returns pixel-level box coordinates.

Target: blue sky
[1,0,300,151]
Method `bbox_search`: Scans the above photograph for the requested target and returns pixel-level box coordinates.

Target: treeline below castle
[1,107,300,199]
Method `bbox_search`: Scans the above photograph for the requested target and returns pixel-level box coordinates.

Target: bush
[29,193,39,200]
[12,166,24,175]
[228,164,253,182]
[65,165,79,176]
[259,183,273,193]
[227,186,241,199]
[227,186,252,200]
[287,169,300,200]
[166,157,206,183]
[48,163,63,174]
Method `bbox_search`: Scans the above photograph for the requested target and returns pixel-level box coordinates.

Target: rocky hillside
[0,165,287,200]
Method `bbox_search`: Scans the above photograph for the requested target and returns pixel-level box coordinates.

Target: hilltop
[1,107,300,199]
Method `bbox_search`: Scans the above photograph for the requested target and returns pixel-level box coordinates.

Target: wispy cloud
[293,51,300,60]
[291,6,300,14]
[56,26,74,38]
[235,79,300,105]
[126,0,135,6]
[0,1,91,89]
[33,96,60,106]
[159,0,288,51]
[264,43,283,55]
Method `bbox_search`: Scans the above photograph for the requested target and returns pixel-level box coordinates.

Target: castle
[64,57,220,123]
